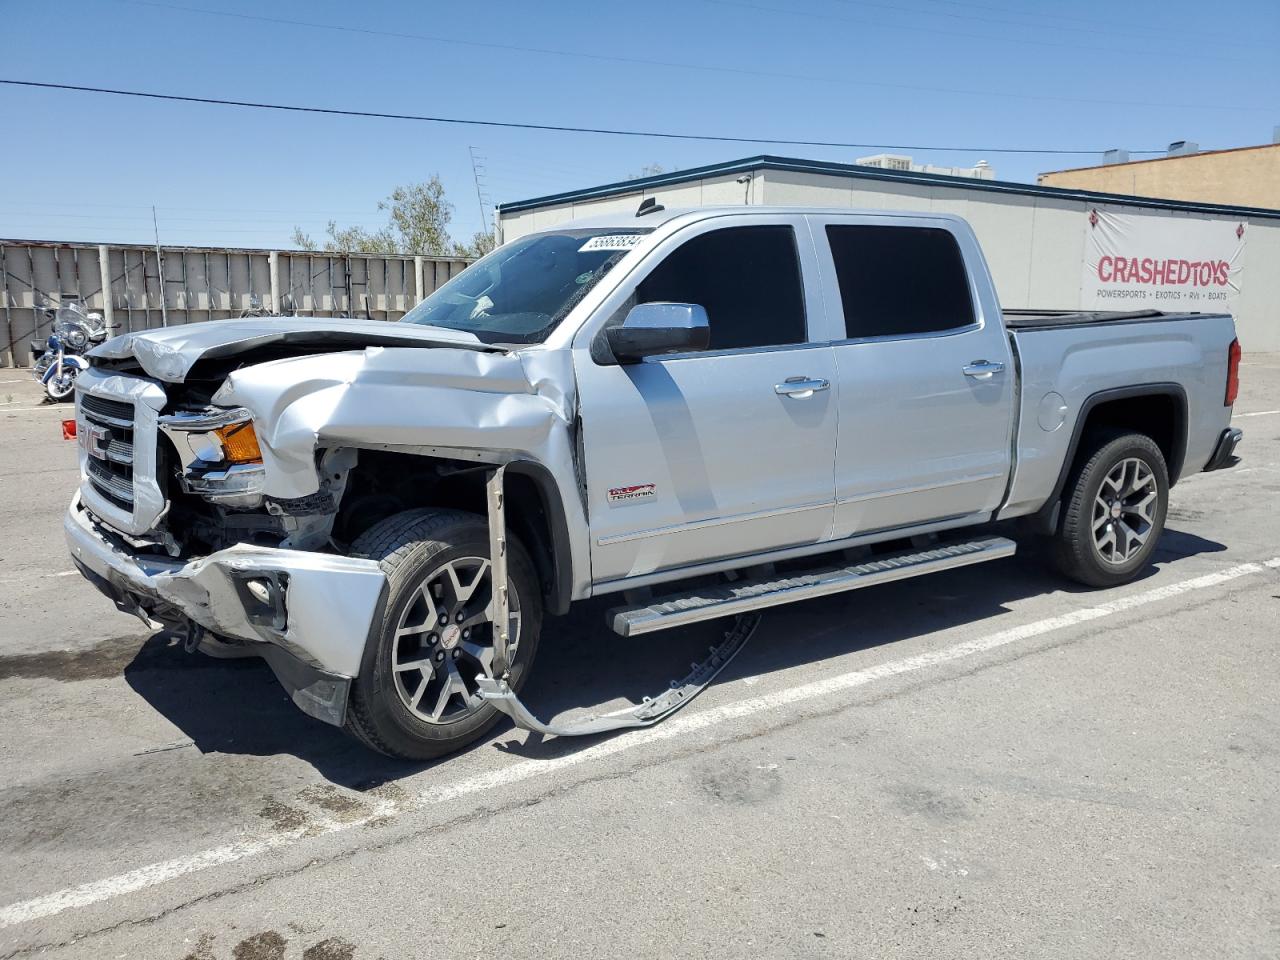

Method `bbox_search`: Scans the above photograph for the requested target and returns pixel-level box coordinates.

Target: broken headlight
[159,407,266,502]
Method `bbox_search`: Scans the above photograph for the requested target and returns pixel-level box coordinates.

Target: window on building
[825,225,975,339]
[637,226,806,350]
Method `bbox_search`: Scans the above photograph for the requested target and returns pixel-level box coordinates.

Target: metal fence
[0,239,473,366]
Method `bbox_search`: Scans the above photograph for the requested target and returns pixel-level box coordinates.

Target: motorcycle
[30,302,109,403]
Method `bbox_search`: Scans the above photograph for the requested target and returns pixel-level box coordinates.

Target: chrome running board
[609,536,1017,637]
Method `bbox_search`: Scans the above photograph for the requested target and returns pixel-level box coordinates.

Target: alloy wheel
[390,556,521,724]
[1091,457,1159,565]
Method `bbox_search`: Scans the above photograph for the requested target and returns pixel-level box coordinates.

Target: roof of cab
[516,204,970,234]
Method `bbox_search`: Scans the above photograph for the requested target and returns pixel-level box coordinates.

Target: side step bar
[609,536,1017,637]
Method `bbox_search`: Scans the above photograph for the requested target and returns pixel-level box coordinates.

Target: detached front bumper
[64,495,388,725]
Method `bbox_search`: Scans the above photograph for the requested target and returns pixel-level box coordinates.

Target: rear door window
[637,225,806,350]
[825,225,975,339]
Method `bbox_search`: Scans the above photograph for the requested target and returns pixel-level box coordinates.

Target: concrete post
[97,245,115,333]
[414,256,425,304]
[268,251,281,314]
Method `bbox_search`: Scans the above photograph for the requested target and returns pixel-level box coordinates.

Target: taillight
[1225,338,1241,407]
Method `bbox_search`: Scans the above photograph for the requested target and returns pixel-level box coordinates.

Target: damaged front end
[66,356,385,730]
[65,497,387,725]
[67,317,587,731]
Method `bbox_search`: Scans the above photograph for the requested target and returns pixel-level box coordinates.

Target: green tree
[292,176,493,257]
[454,230,496,258]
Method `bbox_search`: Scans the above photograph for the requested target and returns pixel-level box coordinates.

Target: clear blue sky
[3,0,1277,250]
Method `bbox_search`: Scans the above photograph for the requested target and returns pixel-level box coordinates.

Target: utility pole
[152,206,169,327]
[468,146,493,240]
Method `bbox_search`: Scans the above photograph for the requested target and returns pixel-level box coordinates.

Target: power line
[117,0,1269,114]
[705,0,1253,65]
[0,79,1168,156]
[823,0,1263,48]
[879,0,1259,43]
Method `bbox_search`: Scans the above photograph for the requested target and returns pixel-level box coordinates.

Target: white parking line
[0,556,1275,929]
[0,571,78,586]
[1236,409,1280,418]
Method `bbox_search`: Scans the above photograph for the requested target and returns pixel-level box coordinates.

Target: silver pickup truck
[64,204,1244,759]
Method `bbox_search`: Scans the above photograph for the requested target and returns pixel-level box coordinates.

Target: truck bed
[999,308,1238,522]
[1003,309,1230,330]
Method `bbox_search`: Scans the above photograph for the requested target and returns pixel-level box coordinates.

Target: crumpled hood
[90,316,495,382]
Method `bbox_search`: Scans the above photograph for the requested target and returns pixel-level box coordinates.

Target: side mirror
[605,302,710,364]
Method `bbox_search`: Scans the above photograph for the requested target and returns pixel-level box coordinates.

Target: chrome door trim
[775,377,830,397]
[835,472,1006,506]
[962,360,1006,379]
[596,500,834,546]
[824,321,982,347]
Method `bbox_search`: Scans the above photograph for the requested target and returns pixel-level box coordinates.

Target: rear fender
[1032,382,1187,534]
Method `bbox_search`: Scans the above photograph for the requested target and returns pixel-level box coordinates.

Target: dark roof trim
[497,153,1280,221]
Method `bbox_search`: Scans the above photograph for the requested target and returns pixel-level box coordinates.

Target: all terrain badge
[607,482,656,505]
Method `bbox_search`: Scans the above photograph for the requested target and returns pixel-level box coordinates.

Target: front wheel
[1052,431,1169,588]
[45,367,79,402]
[344,509,542,760]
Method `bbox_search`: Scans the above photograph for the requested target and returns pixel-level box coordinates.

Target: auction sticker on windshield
[579,234,647,253]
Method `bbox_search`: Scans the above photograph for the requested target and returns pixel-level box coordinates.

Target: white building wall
[1234,219,1280,353]
[497,168,1280,351]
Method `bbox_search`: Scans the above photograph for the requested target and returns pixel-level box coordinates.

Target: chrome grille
[80,394,135,426]
[85,457,135,509]
[81,393,136,509]
[103,438,134,464]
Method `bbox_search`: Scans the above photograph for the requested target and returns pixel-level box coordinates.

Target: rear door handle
[962,360,1005,380]
[775,377,830,398]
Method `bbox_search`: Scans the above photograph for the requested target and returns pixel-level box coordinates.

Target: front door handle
[775,377,830,399]
[962,360,1005,380]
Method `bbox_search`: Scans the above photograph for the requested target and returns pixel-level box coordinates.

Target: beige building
[1039,141,1280,210]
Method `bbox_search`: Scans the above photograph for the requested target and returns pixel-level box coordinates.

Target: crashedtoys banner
[1081,208,1245,311]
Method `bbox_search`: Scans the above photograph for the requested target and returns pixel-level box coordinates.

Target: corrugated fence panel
[0,240,472,366]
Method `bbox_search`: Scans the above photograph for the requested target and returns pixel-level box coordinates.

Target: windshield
[400,228,652,344]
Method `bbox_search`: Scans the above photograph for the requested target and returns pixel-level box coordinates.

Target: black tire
[1052,430,1169,588]
[344,508,542,761]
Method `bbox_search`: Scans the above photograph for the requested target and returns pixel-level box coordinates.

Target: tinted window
[637,226,806,350]
[825,225,975,339]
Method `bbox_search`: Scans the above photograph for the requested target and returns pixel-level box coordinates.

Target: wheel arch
[504,459,575,616]
[1034,382,1187,535]
[335,449,575,616]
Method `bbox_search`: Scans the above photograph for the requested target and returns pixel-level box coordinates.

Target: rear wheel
[1052,431,1169,588]
[345,509,542,760]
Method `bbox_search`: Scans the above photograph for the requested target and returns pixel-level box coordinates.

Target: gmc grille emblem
[86,424,111,459]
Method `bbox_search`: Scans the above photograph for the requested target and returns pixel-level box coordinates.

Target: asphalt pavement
[0,359,1277,960]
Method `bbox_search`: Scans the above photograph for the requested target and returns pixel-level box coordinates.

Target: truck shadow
[121,527,1225,784]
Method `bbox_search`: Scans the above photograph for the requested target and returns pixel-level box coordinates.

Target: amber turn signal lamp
[214,421,263,464]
